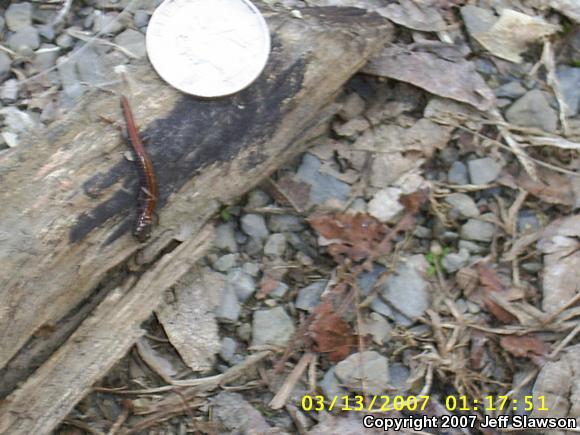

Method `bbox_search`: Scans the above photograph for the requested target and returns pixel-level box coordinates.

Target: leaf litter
[56,0,580,432]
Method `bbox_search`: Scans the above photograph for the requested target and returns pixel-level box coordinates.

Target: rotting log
[0,5,393,434]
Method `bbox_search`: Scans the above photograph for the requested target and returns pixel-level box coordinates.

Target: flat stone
[460,5,496,36]
[448,161,469,185]
[214,286,241,322]
[113,28,147,59]
[246,190,271,208]
[459,240,486,254]
[0,107,35,133]
[505,90,558,133]
[389,363,410,390]
[445,193,480,219]
[495,81,526,99]
[269,281,289,298]
[226,268,255,302]
[75,47,108,87]
[5,2,32,32]
[320,367,348,398]
[0,52,12,81]
[7,26,40,54]
[461,218,496,242]
[1,79,18,102]
[468,157,501,185]
[442,248,470,273]
[295,281,327,311]
[335,351,389,395]
[368,188,404,222]
[242,262,260,277]
[134,10,150,28]
[37,24,55,41]
[295,153,351,207]
[220,337,237,363]
[557,67,580,117]
[213,253,240,272]
[240,214,269,239]
[214,222,238,252]
[93,11,125,34]
[264,233,287,258]
[380,260,431,319]
[268,214,304,232]
[251,307,295,347]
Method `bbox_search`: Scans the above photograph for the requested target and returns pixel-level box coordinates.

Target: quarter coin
[146,0,271,98]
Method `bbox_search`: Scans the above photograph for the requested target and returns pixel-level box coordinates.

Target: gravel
[241,214,270,239]
[335,351,390,395]
[461,218,496,242]
[445,193,480,219]
[295,281,327,312]
[468,157,502,185]
[379,260,431,320]
[505,89,558,133]
[251,307,295,347]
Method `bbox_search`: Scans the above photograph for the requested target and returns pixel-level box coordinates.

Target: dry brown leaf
[500,334,551,359]
[377,0,446,32]
[399,190,428,214]
[308,212,389,264]
[363,45,495,111]
[470,330,488,369]
[466,264,519,323]
[537,215,580,314]
[473,9,561,63]
[308,301,356,362]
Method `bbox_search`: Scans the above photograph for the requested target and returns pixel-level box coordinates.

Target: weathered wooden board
[0,4,393,434]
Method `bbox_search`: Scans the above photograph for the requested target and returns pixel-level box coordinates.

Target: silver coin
[146,0,270,98]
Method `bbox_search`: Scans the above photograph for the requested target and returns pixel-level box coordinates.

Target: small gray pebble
[241,214,269,239]
[251,307,295,346]
[214,222,238,253]
[495,81,526,99]
[448,161,469,185]
[7,26,40,53]
[460,218,496,242]
[5,2,33,32]
[113,29,147,59]
[268,214,304,232]
[214,286,241,322]
[445,193,480,219]
[213,253,240,272]
[133,10,150,28]
[246,190,271,208]
[0,52,12,80]
[93,11,125,34]
[468,157,501,185]
[1,79,19,102]
[37,24,55,41]
[56,32,75,49]
[295,281,327,311]
[263,233,286,258]
[269,282,289,298]
[442,249,470,273]
[220,337,237,363]
[242,262,260,277]
[226,268,255,302]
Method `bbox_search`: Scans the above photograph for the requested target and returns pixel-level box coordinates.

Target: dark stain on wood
[70,49,306,244]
